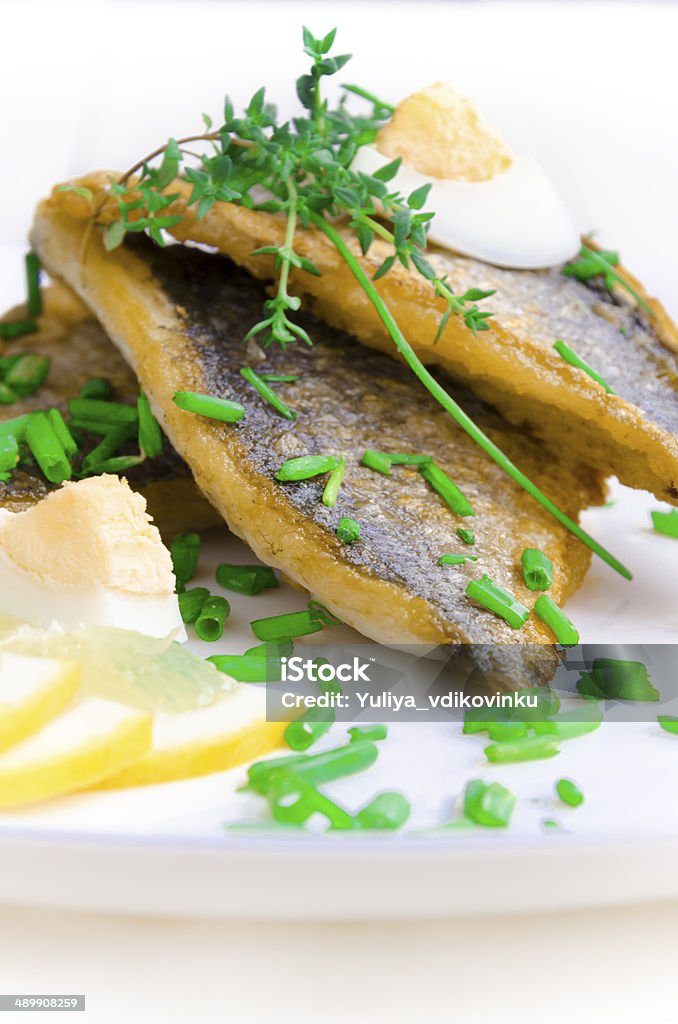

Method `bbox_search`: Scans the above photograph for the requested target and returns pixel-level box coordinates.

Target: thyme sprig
[563,244,653,316]
[71,26,629,579]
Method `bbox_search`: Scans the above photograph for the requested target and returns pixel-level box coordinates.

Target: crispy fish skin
[31,194,604,653]
[0,284,219,537]
[155,179,678,503]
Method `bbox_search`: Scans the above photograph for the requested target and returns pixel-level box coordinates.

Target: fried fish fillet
[31,194,604,656]
[0,284,219,537]
[156,180,678,503]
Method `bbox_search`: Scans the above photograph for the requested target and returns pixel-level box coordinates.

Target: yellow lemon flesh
[0,652,80,752]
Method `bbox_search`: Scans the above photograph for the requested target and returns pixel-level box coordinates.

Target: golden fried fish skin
[30,192,604,656]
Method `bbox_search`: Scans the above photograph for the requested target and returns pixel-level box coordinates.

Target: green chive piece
[355,791,411,830]
[69,418,126,436]
[420,461,474,517]
[521,548,553,591]
[240,366,297,420]
[4,354,50,397]
[484,735,560,764]
[178,587,210,624]
[308,600,342,626]
[553,339,615,394]
[0,320,37,340]
[486,721,528,742]
[456,527,475,545]
[541,818,564,832]
[250,610,323,642]
[194,595,231,642]
[285,708,335,752]
[0,355,23,376]
[244,640,294,658]
[84,454,145,475]
[137,393,163,458]
[0,414,30,441]
[80,377,112,401]
[25,412,71,484]
[533,707,602,740]
[360,449,392,475]
[658,716,678,736]
[259,373,299,383]
[25,252,42,317]
[388,453,433,466]
[651,509,678,538]
[336,516,361,543]
[266,773,354,830]
[322,456,346,508]
[556,778,584,807]
[171,532,201,592]
[47,409,78,461]
[275,454,339,481]
[534,594,579,645]
[463,779,516,828]
[173,390,245,423]
[438,553,479,566]
[215,563,279,595]
[348,725,388,742]
[247,740,379,795]
[0,434,18,473]
[577,658,658,702]
[466,574,529,630]
[209,654,283,683]
[0,383,17,406]
[67,398,138,427]
[81,425,135,473]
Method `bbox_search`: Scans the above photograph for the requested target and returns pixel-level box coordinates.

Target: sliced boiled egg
[0,475,185,639]
[351,82,579,270]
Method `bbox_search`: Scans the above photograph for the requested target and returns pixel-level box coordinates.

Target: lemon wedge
[101,686,286,788]
[0,652,80,752]
[0,698,152,807]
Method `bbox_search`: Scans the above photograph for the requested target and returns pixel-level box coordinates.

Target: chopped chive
[250,609,323,642]
[47,409,78,461]
[80,377,112,401]
[171,532,201,592]
[68,398,138,426]
[355,792,411,830]
[240,366,297,420]
[259,372,299,383]
[456,527,475,545]
[216,563,279,595]
[266,773,354,830]
[322,456,346,507]
[521,548,553,591]
[553,339,615,394]
[651,509,678,538]
[388,453,433,465]
[209,653,283,682]
[69,417,128,436]
[486,721,528,742]
[173,390,245,423]
[194,595,231,642]
[420,462,474,517]
[0,434,18,473]
[244,640,294,658]
[360,449,392,475]
[308,599,342,626]
[541,818,563,832]
[348,725,388,742]
[577,658,658,702]
[25,252,42,317]
[285,708,335,752]
[0,354,23,376]
[484,735,560,764]
[0,414,30,441]
[85,454,145,475]
[275,454,339,481]
[466,574,529,630]
[0,383,17,406]
[336,516,361,543]
[534,594,579,645]
[438,553,479,566]
[533,707,602,740]
[0,319,37,340]
[137,393,163,458]
[4,354,50,397]
[81,425,135,473]
[463,779,516,828]
[178,586,210,624]
[658,716,678,735]
[556,778,584,807]
[246,739,379,795]
[25,412,71,484]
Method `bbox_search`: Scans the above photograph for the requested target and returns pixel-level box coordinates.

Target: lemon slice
[101,686,286,788]
[0,653,80,752]
[0,698,152,808]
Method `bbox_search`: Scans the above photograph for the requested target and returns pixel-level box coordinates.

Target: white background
[1,1,678,1022]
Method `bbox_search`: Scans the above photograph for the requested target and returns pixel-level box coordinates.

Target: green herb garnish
[4,354,50,398]
[336,516,361,543]
[0,435,18,473]
[25,412,71,484]
[419,461,474,517]
[521,547,553,591]
[355,792,410,830]
[534,594,579,646]
[250,609,323,642]
[651,508,678,539]
[246,739,379,795]
[563,244,653,316]
[0,319,37,341]
[322,456,346,507]
[240,366,297,420]
[437,553,479,566]
[209,653,282,683]
[348,724,388,742]
[173,391,245,423]
[171,532,201,592]
[360,449,392,475]
[81,425,135,474]
[466,575,529,630]
[577,658,659,702]
[137,393,164,458]
[463,779,516,828]
[25,252,42,317]
[484,735,560,764]
[178,586,210,624]
[216,562,279,595]
[80,377,112,400]
[68,397,138,426]
[553,339,615,394]
[194,595,231,642]
[658,716,678,736]
[259,373,299,383]
[276,454,339,481]
[456,527,475,546]
[0,383,17,406]
[556,778,584,807]
[47,409,78,461]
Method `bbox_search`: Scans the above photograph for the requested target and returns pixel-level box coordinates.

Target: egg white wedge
[99,685,286,788]
[0,697,152,807]
[0,652,80,753]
